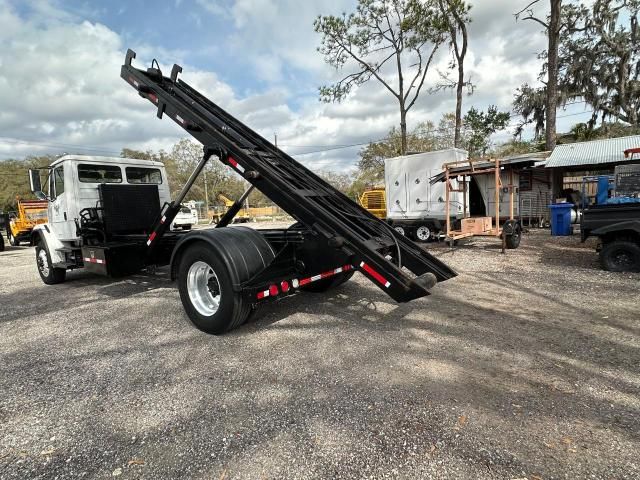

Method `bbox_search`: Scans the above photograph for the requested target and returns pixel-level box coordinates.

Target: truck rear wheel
[36,241,66,284]
[600,240,640,272]
[177,229,274,334]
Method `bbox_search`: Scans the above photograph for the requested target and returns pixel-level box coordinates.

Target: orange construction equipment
[7,199,48,246]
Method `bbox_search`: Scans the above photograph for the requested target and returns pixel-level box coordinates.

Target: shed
[544,135,640,169]
[430,151,551,226]
[542,135,640,202]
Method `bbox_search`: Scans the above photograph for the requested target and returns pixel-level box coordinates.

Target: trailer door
[408,169,430,213]
[387,172,407,214]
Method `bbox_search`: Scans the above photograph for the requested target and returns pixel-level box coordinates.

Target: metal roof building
[544,135,640,169]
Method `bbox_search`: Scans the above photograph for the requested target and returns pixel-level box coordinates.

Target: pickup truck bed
[581,203,640,272]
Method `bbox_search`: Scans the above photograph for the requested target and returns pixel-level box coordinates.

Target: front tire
[9,232,19,247]
[36,241,66,284]
[600,240,640,272]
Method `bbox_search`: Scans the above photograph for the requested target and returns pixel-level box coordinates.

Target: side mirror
[29,169,47,200]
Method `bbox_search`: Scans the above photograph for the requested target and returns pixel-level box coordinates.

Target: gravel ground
[0,228,638,479]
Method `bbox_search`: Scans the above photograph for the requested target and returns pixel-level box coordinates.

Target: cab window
[126,167,162,184]
[78,164,122,183]
[53,166,64,197]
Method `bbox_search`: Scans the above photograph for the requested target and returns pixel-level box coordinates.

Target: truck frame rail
[121,49,456,302]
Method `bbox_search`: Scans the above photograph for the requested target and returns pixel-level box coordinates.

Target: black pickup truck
[581,203,640,272]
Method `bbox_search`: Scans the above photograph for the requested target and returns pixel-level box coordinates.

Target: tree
[315,0,447,155]
[463,106,511,157]
[559,0,639,126]
[516,0,564,150]
[0,155,54,211]
[437,0,472,147]
[512,83,547,140]
[357,121,445,179]
[318,170,354,195]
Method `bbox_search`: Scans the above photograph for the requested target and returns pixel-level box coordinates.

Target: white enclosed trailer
[384,149,468,241]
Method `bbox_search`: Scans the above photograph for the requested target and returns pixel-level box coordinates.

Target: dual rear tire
[176,227,275,335]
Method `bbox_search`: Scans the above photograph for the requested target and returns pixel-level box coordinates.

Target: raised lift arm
[121,49,456,302]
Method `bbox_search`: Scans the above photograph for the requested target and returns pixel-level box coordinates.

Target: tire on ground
[414,224,432,243]
[9,232,19,247]
[36,240,66,284]
[505,231,522,249]
[0,234,4,252]
[177,227,274,334]
[600,239,640,272]
[503,220,521,249]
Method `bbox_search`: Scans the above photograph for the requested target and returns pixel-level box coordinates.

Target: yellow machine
[7,199,49,246]
[210,194,279,223]
[358,188,387,219]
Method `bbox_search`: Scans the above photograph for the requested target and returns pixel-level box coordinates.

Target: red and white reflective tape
[228,156,245,174]
[256,264,353,300]
[83,257,106,265]
[267,264,353,295]
[146,231,157,246]
[176,114,185,125]
[160,215,167,224]
[148,93,158,104]
[129,77,139,88]
[359,261,391,288]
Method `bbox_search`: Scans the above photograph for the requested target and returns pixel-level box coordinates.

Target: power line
[291,108,596,157]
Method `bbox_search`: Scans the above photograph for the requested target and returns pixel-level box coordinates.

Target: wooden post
[509,168,514,220]
[445,167,451,236]
[494,158,500,235]
[462,176,467,219]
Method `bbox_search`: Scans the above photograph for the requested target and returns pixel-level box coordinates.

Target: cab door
[48,164,76,240]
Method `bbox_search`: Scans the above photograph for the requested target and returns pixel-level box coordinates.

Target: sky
[0,0,596,172]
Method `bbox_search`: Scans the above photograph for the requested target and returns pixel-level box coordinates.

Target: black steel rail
[121,49,456,302]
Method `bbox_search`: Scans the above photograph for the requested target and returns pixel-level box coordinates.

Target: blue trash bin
[548,203,573,236]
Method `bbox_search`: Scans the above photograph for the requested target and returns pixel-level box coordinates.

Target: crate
[460,217,492,234]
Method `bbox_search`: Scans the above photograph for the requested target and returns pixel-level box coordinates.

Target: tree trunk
[400,103,407,155]
[546,0,561,151]
[455,60,464,148]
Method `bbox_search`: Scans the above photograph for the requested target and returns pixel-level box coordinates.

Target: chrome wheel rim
[37,249,49,277]
[187,261,221,316]
[394,226,405,236]
[416,226,430,241]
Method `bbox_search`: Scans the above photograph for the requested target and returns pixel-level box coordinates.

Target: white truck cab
[31,155,171,272]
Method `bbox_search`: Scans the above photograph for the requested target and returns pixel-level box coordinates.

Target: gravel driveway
[0,229,638,479]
